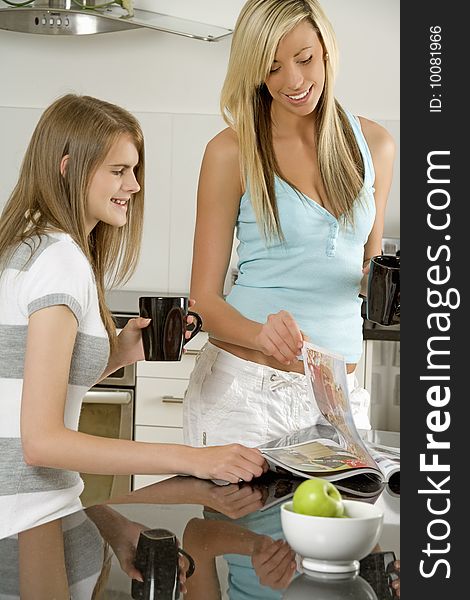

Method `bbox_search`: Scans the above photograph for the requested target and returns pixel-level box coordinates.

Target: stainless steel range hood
[0,0,233,40]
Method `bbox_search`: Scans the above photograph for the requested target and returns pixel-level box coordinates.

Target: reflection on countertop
[0,471,400,599]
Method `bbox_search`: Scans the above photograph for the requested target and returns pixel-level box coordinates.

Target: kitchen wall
[0,0,399,293]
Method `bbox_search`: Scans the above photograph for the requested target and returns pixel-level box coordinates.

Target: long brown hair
[220,0,364,241]
[0,94,145,346]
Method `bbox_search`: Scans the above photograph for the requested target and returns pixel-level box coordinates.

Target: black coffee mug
[139,296,203,361]
[131,528,196,600]
[366,255,400,326]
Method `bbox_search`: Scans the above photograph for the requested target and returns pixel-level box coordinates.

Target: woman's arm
[183,518,296,598]
[99,316,150,379]
[110,477,266,519]
[190,129,302,365]
[20,305,266,482]
[358,117,396,294]
[190,129,261,347]
[85,505,147,582]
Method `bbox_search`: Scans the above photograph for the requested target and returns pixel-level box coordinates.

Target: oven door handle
[83,390,132,405]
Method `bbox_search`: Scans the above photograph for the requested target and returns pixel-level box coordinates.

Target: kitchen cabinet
[133,332,208,490]
[0,108,398,294]
[119,113,224,294]
[135,378,186,427]
[167,114,224,292]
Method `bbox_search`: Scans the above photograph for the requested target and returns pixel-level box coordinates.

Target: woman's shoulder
[29,232,92,280]
[208,126,239,148]
[41,232,88,261]
[205,127,240,164]
[202,127,243,194]
[6,232,84,272]
[357,116,395,162]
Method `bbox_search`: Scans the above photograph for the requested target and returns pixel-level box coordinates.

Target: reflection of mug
[366,255,400,326]
[139,296,203,361]
[131,528,195,600]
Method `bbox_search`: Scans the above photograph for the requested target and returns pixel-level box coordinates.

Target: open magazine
[258,342,400,498]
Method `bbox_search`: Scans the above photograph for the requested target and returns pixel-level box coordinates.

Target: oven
[78,313,137,506]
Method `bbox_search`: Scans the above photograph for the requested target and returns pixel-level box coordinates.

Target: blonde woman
[0,94,266,540]
[183,0,395,448]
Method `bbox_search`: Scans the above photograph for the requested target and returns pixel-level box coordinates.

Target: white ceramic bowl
[280,499,384,575]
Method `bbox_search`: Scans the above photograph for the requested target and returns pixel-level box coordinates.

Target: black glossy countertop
[1,467,400,599]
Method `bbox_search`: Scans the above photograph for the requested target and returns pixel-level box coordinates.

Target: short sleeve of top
[19,234,93,325]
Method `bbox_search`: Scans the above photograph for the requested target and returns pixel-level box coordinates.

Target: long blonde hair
[221,0,364,240]
[0,94,145,346]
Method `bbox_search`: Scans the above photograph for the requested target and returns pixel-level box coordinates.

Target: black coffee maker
[366,253,400,326]
[131,529,195,600]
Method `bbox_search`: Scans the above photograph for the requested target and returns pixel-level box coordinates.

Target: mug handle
[178,547,196,578]
[183,311,203,345]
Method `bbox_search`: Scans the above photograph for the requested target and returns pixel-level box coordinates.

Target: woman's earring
[324,53,329,61]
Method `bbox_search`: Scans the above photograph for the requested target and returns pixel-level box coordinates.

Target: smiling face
[265,19,326,120]
[84,133,140,235]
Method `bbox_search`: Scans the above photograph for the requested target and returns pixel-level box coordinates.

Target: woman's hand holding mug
[139,296,203,361]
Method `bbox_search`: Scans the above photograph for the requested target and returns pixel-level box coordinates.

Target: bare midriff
[209,338,357,374]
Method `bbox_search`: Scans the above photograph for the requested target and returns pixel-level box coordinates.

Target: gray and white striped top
[0,232,109,539]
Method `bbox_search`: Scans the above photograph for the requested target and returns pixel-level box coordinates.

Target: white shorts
[183,342,371,448]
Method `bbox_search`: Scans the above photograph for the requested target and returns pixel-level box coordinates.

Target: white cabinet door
[135,378,188,427]
[137,354,198,379]
[133,425,184,489]
[120,113,172,292]
[168,114,225,293]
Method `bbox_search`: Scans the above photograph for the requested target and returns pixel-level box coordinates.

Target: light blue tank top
[204,505,286,600]
[225,111,376,363]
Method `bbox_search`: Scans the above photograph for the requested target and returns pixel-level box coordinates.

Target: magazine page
[259,422,377,476]
[261,422,344,450]
[258,342,401,487]
[261,437,373,474]
[366,445,400,493]
[359,430,401,491]
[301,341,378,471]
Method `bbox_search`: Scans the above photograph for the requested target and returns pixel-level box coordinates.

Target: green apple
[292,478,344,517]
